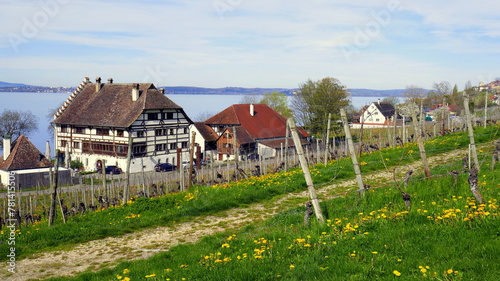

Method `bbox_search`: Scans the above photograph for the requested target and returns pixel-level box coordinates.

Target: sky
[0,0,499,90]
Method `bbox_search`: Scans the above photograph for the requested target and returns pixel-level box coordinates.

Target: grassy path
[2,147,473,281]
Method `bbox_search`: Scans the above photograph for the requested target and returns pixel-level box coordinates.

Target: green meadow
[1,125,499,280]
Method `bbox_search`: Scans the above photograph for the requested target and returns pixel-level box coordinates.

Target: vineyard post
[188,131,196,189]
[287,117,325,223]
[411,108,431,178]
[123,136,132,204]
[468,168,484,204]
[340,109,366,197]
[393,110,397,148]
[101,159,107,198]
[484,92,488,128]
[140,157,146,196]
[324,113,331,165]
[49,150,60,226]
[285,124,289,172]
[463,92,480,171]
[233,128,239,179]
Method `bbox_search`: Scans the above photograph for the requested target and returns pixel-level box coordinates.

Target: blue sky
[1,0,499,90]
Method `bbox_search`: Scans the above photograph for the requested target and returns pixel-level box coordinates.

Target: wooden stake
[411,108,431,178]
[340,109,366,196]
[49,150,60,226]
[188,131,196,189]
[324,113,331,166]
[287,118,325,223]
[463,92,480,171]
[468,168,484,204]
[123,135,132,204]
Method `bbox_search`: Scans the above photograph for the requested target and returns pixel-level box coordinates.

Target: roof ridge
[54,77,91,118]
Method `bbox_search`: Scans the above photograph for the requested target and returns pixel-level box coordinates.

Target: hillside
[0,81,34,87]
[163,87,405,97]
[0,80,406,96]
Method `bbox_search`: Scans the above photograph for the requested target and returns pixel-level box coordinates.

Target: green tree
[259,92,292,117]
[290,77,350,135]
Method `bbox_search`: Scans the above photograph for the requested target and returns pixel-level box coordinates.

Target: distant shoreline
[0,87,405,97]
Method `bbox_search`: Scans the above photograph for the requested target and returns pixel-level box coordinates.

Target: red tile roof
[193,122,219,142]
[52,80,190,127]
[0,135,53,171]
[205,104,309,140]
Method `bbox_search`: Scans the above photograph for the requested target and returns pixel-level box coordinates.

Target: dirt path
[2,148,470,281]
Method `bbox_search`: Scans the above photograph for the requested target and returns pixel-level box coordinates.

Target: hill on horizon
[162,86,406,97]
[0,81,36,87]
[0,80,407,96]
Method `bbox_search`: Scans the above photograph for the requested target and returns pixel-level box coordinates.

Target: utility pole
[287,118,324,223]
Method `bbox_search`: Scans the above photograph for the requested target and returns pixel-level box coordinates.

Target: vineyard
[0,124,499,280]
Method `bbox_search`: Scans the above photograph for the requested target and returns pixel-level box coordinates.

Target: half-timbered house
[52,77,192,173]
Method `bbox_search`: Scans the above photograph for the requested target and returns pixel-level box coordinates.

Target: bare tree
[192,111,216,122]
[0,109,38,144]
[432,81,451,99]
[239,94,260,104]
[382,96,401,107]
[403,85,427,104]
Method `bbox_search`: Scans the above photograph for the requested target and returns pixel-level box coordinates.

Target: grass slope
[46,151,500,280]
[1,126,499,270]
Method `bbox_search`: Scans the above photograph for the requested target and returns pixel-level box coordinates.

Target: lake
[0,92,387,152]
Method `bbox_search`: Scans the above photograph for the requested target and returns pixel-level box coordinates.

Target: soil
[2,148,470,281]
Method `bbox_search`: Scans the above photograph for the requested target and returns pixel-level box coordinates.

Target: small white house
[51,77,193,173]
[352,100,399,128]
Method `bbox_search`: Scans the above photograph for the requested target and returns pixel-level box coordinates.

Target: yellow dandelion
[393,270,402,276]
[123,269,130,274]
[289,264,295,270]
[446,269,453,274]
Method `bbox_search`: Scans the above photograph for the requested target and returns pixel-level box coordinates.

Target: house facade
[352,100,399,128]
[52,77,192,173]
[204,103,310,160]
[0,135,71,189]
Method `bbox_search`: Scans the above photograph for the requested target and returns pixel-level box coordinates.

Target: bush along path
[2,138,495,281]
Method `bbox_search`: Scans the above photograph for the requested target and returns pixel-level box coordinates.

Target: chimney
[250,103,255,116]
[108,78,113,84]
[160,88,165,94]
[95,77,102,92]
[3,135,11,160]
[377,98,380,105]
[132,83,140,101]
